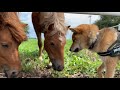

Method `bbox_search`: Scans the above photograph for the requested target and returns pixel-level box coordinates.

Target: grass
[19,38,120,78]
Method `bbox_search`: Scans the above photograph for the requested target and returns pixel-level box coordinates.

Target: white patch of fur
[89,31,99,46]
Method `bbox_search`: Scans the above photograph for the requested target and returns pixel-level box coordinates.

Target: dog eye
[1,43,9,48]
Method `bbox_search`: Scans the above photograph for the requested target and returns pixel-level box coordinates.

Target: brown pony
[32,12,69,71]
[0,12,27,78]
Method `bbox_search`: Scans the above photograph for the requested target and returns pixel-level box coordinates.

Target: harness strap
[97,32,120,57]
[97,45,120,57]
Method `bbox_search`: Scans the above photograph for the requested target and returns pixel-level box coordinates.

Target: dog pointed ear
[69,27,77,33]
[67,25,71,29]
[66,25,71,31]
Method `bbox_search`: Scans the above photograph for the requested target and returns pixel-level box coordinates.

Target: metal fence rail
[66,12,120,16]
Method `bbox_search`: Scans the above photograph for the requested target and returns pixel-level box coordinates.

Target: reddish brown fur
[32,12,68,71]
[0,12,27,43]
[0,12,27,78]
[70,24,99,50]
[69,24,119,78]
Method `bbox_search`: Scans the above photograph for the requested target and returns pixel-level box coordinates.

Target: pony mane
[39,12,67,35]
[0,12,27,43]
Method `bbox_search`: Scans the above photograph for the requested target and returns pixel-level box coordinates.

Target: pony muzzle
[51,60,64,71]
[4,69,19,78]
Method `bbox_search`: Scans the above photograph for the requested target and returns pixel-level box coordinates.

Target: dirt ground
[1,69,120,78]
[0,69,89,78]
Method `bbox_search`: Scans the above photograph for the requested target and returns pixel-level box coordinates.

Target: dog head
[69,24,99,52]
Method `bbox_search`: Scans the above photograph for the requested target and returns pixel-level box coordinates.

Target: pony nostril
[57,65,64,71]
[52,63,64,71]
[12,72,16,75]
[11,71,18,78]
[74,48,79,52]
[4,71,8,78]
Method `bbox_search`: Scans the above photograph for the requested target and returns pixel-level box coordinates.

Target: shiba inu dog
[69,24,119,78]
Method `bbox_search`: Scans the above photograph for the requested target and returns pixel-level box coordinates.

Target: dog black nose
[74,48,79,52]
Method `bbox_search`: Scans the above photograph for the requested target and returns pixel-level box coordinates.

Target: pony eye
[50,42,55,46]
[1,43,9,48]
[73,39,75,42]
